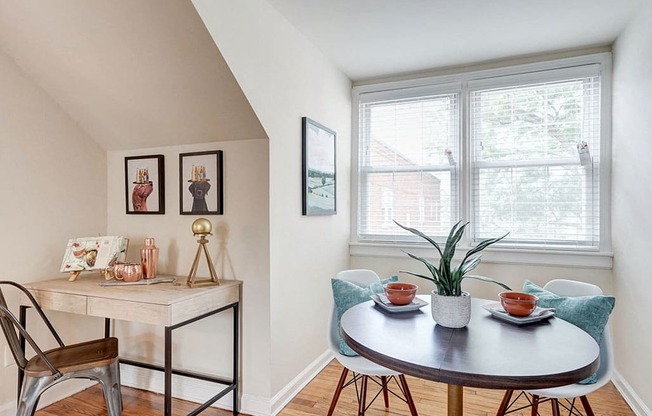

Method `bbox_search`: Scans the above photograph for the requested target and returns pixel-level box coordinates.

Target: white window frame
[350,53,613,269]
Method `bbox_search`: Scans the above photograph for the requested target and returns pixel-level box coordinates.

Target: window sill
[349,242,613,269]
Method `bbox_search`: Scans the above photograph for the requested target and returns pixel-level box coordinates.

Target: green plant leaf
[464,274,512,291]
[457,255,481,276]
[460,232,508,265]
[394,220,443,257]
[403,251,440,279]
[442,221,467,261]
[399,270,437,284]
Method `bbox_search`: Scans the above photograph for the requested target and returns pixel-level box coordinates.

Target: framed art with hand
[125,154,165,214]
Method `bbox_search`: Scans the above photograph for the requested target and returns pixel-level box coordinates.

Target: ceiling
[0,1,642,151]
[267,0,643,81]
[0,0,266,151]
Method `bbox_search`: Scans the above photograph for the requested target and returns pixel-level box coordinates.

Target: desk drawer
[26,290,87,315]
[171,284,239,326]
[88,298,170,326]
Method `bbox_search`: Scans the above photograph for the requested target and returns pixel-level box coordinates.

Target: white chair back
[542,279,613,388]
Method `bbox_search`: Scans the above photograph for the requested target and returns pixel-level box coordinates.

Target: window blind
[469,74,601,248]
[358,91,459,241]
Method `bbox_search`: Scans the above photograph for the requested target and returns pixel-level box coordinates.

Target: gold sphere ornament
[192,218,212,236]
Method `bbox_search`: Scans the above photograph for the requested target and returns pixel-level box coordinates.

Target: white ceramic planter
[430,291,472,328]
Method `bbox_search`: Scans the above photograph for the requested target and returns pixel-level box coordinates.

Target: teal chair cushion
[332,275,398,356]
[523,280,615,384]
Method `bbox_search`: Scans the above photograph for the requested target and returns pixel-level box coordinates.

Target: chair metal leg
[381,375,389,408]
[17,375,53,416]
[579,395,595,416]
[531,394,540,416]
[398,374,419,416]
[99,360,123,416]
[358,375,368,416]
[550,398,561,416]
[496,389,513,416]
[327,367,349,416]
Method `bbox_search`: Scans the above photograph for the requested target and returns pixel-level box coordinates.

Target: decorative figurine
[187,218,220,287]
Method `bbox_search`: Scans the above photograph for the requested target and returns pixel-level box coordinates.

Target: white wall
[0,49,106,408]
[106,139,270,410]
[192,0,352,411]
[612,3,652,413]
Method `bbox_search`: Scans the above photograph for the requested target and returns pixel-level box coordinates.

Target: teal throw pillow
[332,275,398,356]
[523,280,615,384]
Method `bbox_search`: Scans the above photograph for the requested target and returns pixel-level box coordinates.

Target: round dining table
[340,296,600,416]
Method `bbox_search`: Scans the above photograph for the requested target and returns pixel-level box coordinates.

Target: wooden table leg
[448,384,463,416]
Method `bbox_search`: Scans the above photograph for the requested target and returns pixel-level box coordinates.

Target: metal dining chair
[496,279,613,416]
[328,269,418,416]
[0,281,122,416]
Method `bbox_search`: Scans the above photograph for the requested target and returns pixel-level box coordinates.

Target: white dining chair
[496,279,613,416]
[328,269,418,416]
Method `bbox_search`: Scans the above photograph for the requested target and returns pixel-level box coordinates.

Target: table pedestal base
[448,384,463,416]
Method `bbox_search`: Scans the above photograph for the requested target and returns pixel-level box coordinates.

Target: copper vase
[140,237,159,279]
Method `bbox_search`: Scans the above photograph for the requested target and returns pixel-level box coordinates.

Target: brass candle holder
[187,218,220,288]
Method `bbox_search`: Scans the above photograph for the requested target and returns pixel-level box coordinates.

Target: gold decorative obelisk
[187,218,220,288]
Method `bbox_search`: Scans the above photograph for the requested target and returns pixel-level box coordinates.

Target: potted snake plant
[394,220,510,328]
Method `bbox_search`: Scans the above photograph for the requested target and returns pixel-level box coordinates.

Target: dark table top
[341,296,600,390]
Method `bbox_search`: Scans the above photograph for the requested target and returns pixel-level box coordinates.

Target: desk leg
[233,303,239,416]
[448,384,463,416]
[165,326,172,416]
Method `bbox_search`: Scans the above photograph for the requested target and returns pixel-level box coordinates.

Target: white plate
[370,294,428,313]
[482,302,555,325]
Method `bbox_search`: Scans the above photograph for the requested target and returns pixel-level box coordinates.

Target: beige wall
[612,2,652,413]
[0,49,106,407]
[193,0,352,411]
[106,139,270,409]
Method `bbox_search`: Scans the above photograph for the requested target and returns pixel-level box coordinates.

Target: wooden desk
[20,274,241,416]
[341,296,600,416]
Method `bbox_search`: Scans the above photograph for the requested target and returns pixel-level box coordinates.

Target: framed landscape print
[302,117,336,215]
[179,150,223,215]
[125,154,165,214]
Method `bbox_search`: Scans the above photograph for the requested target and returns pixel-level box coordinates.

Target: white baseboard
[0,401,13,416]
[612,371,652,416]
[119,364,238,412]
[270,350,333,415]
[119,350,333,416]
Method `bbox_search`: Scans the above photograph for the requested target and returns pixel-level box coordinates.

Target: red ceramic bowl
[499,291,538,317]
[384,282,418,305]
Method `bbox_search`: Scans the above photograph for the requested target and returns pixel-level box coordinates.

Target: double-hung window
[354,54,610,261]
[357,86,460,240]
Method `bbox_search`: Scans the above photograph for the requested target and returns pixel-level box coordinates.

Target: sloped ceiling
[0,0,266,150]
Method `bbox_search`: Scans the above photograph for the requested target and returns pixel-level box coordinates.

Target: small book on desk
[100,277,177,287]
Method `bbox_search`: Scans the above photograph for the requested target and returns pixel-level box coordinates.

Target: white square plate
[370,294,428,313]
[482,302,555,325]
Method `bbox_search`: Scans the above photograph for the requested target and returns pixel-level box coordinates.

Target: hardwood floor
[38,360,635,415]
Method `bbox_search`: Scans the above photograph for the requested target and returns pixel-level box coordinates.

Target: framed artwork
[179,150,223,215]
[302,117,336,215]
[125,154,165,214]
